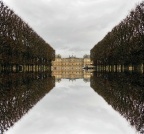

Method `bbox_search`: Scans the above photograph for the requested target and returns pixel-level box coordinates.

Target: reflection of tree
[90,72,144,134]
[0,73,55,133]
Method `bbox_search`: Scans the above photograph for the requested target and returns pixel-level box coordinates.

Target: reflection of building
[51,54,93,82]
[83,70,93,82]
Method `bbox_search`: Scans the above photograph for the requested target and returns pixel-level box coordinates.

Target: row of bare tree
[0,1,55,72]
[90,2,144,70]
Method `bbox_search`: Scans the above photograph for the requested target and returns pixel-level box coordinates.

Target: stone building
[51,54,93,82]
[83,54,92,66]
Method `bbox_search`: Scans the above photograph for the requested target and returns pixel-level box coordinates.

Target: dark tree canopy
[0,1,55,67]
[90,2,144,66]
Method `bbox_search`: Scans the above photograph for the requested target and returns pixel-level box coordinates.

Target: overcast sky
[5,79,137,134]
[2,0,143,57]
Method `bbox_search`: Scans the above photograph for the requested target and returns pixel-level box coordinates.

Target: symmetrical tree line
[90,72,144,134]
[90,2,144,72]
[0,1,55,72]
[0,72,55,133]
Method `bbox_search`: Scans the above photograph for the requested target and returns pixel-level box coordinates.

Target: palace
[51,54,93,82]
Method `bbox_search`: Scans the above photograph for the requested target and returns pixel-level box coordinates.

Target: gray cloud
[3,0,143,57]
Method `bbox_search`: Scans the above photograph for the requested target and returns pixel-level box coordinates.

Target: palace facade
[51,55,93,82]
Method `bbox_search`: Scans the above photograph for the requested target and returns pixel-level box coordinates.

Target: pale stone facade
[51,55,92,82]
[83,54,92,66]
